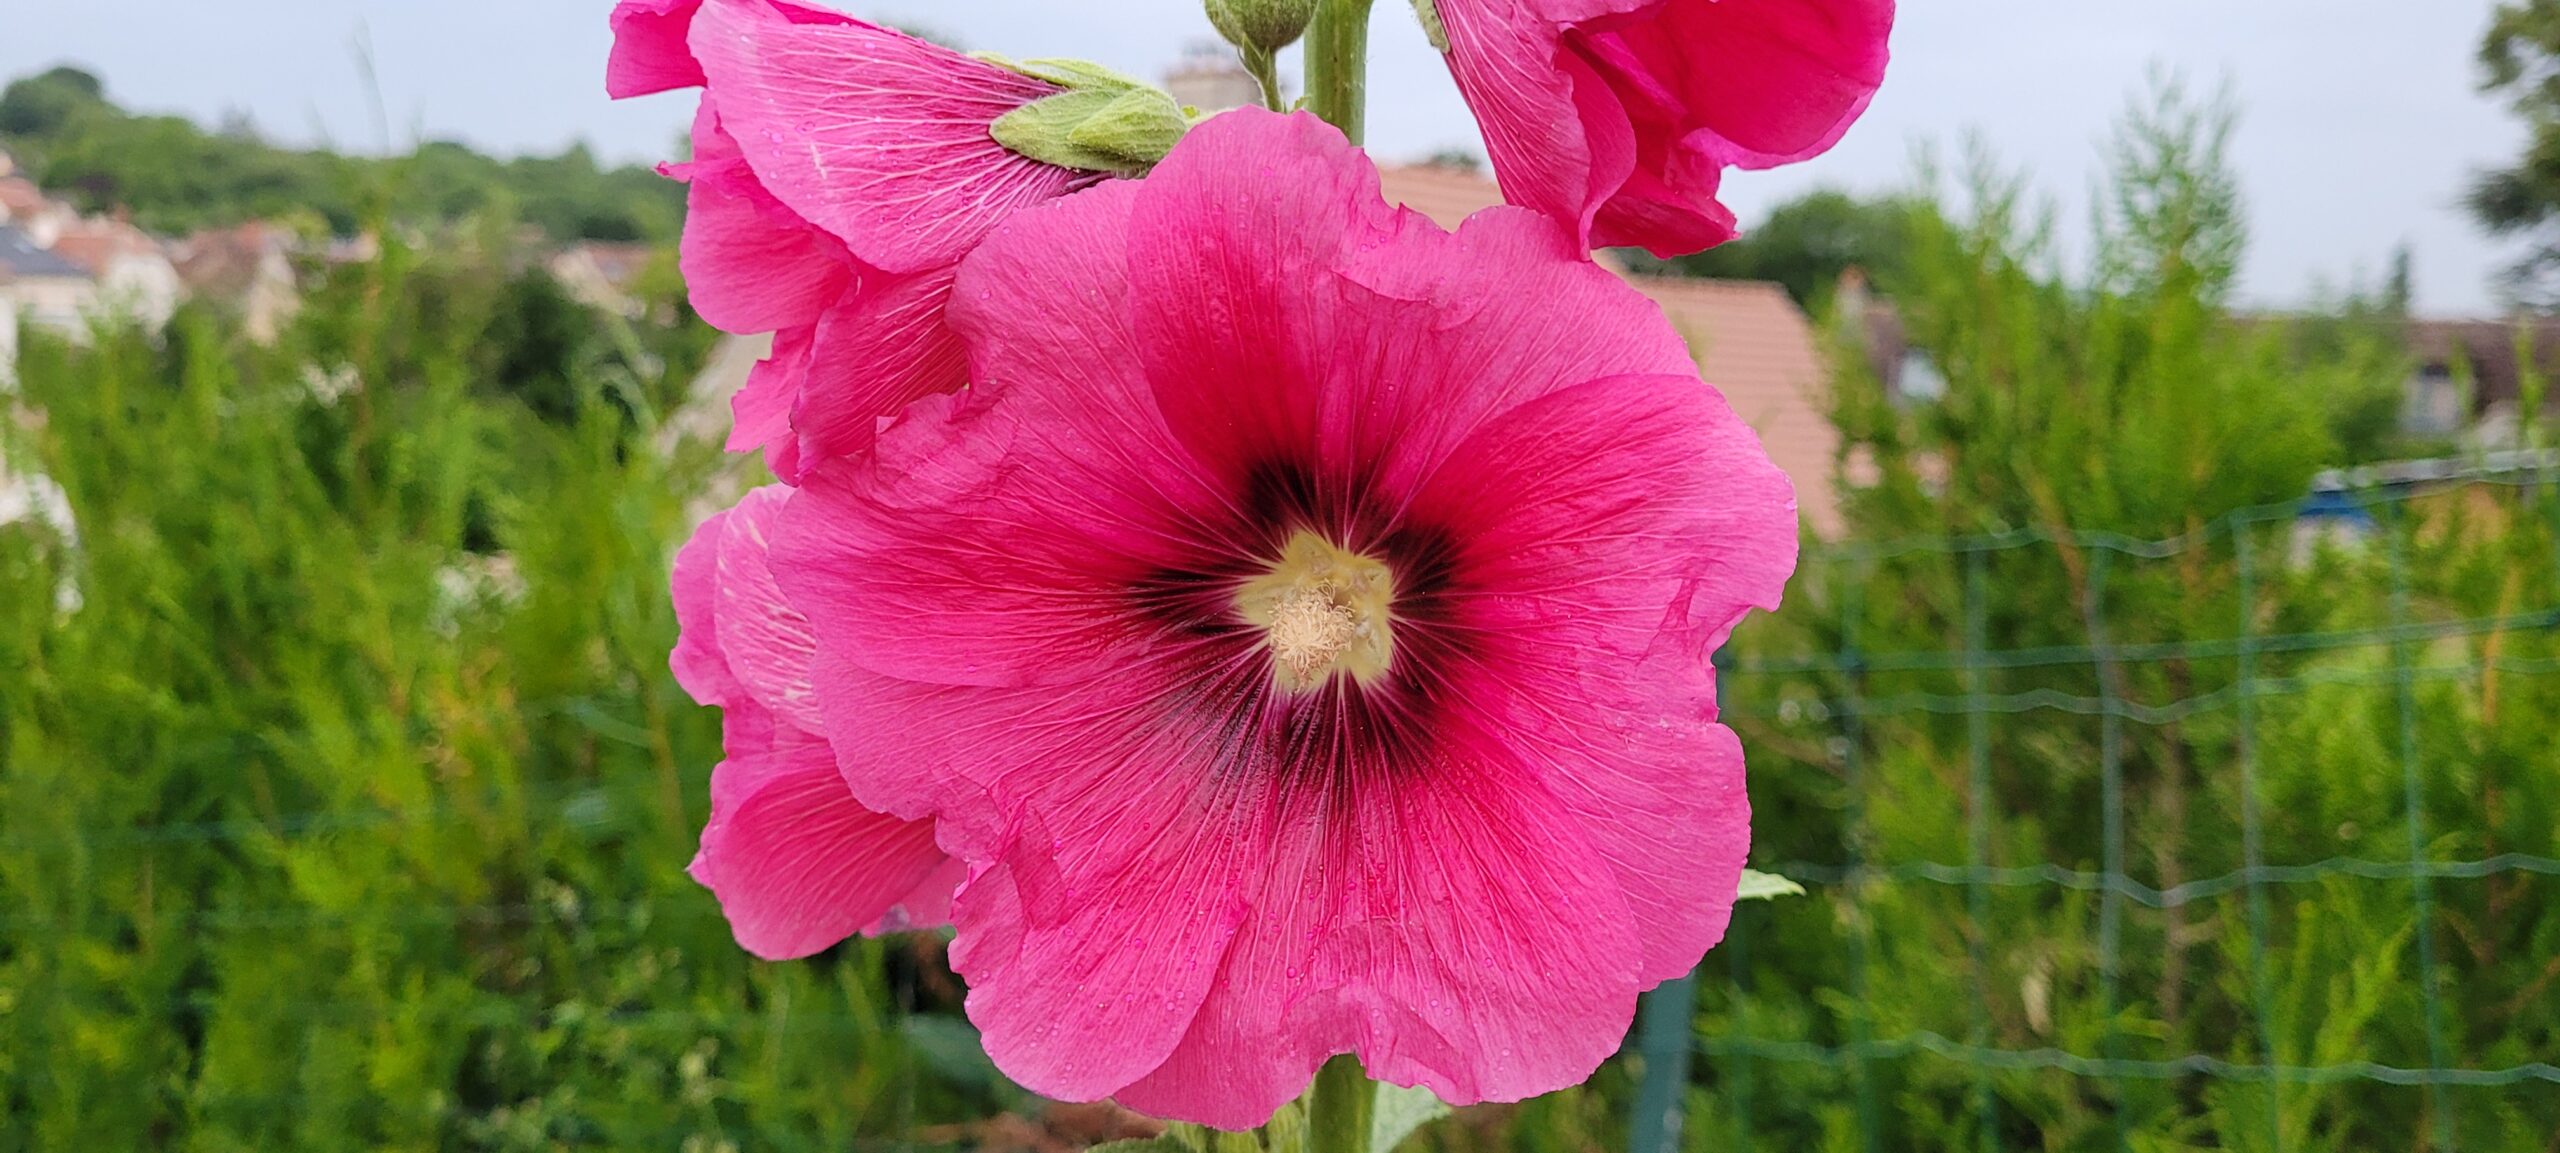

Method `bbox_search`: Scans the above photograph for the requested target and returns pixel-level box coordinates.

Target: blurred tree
[0,65,105,137]
[2473,0,2560,306]
[0,64,681,243]
[1642,188,1917,311]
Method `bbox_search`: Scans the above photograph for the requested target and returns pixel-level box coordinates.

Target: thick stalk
[1303,0,1377,143]
[1305,1053,1377,1153]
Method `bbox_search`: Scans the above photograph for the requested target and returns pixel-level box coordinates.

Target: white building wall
[92,253,183,329]
[0,299,18,390]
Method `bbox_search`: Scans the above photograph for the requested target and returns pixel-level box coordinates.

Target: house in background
[0,175,79,248]
[49,216,182,330]
[173,222,301,343]
[0,224,98,336]
[2401,318,2560,445]
[1165,42,1264,114]
[548,241,657,318]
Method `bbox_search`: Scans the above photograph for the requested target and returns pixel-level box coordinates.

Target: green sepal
[1370,1083,1451,1153]
[1410,0,1450,52]
[976,53,1153,93]
[1087,1139,1203,1153]
[1737,869,1807,901]
[989,80,1188,178]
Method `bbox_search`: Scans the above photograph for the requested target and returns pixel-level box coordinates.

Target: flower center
[1235,531,1396,693]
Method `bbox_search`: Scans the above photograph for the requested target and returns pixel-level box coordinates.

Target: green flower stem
[1303,0,1377,143]
[1242,44,1287,112]
[1305,1053,1377,1153]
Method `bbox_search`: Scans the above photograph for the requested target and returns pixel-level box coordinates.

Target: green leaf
[1087,1140,1200,1153]
[1369,1083,1451,1153]
[1737,869,1807,901]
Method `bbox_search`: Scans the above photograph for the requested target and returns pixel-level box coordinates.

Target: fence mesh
[1647,472,2560,1153]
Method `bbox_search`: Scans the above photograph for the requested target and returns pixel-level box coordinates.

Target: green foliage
[0,229,1022,1148]
[2474,0,2560,304]
[1698,78,2560,1152]
[1641,189,1918,311]
[0,66,104,138]
[0,67,680,242]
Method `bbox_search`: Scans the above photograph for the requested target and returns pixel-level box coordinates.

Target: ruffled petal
[707,486,827,734]
[1112,739,1644,1126]
[1438,0,1890,257]
[1581,0,1892,171]
[729,326,811,465]
[669,501,746,709]
[606,0,706,99]
[780,183,1232,690]
[786,264,970,465]
[1124,110,1693,503]
[1405,372,1795,979]
[689,719,952,958]
[673,103,855,335]
[687,0,1082,272]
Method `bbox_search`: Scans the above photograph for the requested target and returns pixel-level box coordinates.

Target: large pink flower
[609,0,1105,477]
[672,486,962,957]
[1437,0,1893,257]
[771,109,1799,1127]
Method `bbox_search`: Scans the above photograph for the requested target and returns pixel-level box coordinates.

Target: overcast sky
[0,1,2530,314]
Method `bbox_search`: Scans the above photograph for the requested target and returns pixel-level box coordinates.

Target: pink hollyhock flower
[1435,0,1893,257]
[772,109,1799,1127]
[672,486,962,957]
[609,0,1106,476]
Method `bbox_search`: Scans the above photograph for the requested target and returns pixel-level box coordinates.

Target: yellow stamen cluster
[1235,531,1396,693]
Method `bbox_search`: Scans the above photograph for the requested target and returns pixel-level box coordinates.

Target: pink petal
[606,0,859,99]
[730,326,812,466]
[607,0,706,99]
[1404,371,1796,980]
[786,264,971,465]
[686,0,1082,273]
[708,486,827,734]
[780,183,1231,690]
[1112,743,1645,1125]
[689,719,952,958]
[1124,109,1694,498]
[1579,0,1893,170]
[674,103,854,335]
[1438,0,1890,256]
[669,501,747,709]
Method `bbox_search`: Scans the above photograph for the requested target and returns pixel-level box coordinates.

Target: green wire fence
[1636,470,2560,1153]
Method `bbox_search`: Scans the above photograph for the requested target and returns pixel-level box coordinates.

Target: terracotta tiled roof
[1632,276,1841,537]
[173,222,289,298]
[1377,163,1840,535]
[0,177,49,220]
[47,219,162,277]
[1377,163,1505,232]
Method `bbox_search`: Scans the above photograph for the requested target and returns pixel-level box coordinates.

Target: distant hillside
[0,65,681,242]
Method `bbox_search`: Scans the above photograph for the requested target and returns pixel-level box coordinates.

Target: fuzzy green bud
[1205,0,1319,54]
[982,56,1190,177]
[1410,0,1450,53]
